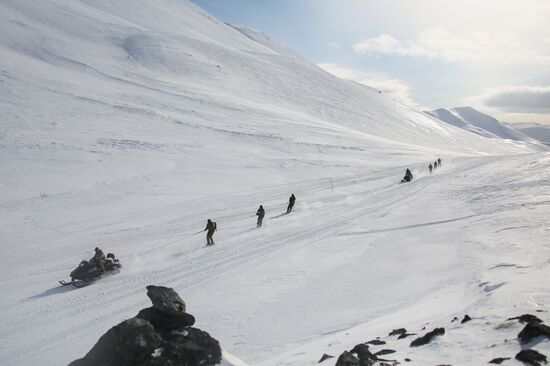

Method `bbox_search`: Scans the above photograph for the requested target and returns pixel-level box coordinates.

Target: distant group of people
[402,157,442,183]
[203,157,445,246]
[203,193,296,246]
[428,157,442,174]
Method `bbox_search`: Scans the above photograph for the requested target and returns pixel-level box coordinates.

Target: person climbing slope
[256,205,265,227]
[204,219,217,246]
[286,194,296,214]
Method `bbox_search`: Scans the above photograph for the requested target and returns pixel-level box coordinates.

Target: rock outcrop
[515,349,547,366]
[461,315,472,324]
[335,351,360,366]
[518,322,550,344]
[69,285,222,366]
[489,357,511,364]
[388,328,407,337]
[410,327,445,347]
[508,314,543,324]
[318,353,334,363]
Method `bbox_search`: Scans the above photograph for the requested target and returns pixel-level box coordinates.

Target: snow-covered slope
[426,107,536,142]
[1,1,549,366]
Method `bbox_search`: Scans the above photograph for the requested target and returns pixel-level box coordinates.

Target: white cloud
[478,86,550,113]
[353,27,550,65]
[318,63,418,107]
[354,33,433,58]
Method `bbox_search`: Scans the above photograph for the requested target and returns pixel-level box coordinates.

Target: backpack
[212,222,217,231]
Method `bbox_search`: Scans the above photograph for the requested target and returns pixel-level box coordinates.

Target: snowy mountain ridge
[1,1,549,366]
[509,122,550,146]
[426,107,537,142]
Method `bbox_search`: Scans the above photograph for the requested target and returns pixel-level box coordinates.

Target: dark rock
[146,285,186,315]
[350,344,378,366]
[405,358,411,362]
[335,351,360,366]
[374,349,396,356]
[159,327,222,366]
[136,307,195,333]
[70,286,222,366]
[318,353,334,363]
[489,357,511,364]
[508,314,543,324]
[515,349,547,366]
[389,328,407,337]
[451,316,459,322]
[398,333,416,339]
[518,322,550,344]
[69,318,162,366]
[461,315,472,324]
[410,328,445,347]
[365,339,386,345]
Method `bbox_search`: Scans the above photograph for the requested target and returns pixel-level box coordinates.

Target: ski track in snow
[1,154,550,365]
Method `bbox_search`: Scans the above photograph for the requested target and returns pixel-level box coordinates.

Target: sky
[192,0,550,125]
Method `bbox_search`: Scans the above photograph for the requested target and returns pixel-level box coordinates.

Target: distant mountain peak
[426,107,537,142]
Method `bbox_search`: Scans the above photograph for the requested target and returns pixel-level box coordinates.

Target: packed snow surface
[0,1,549,365]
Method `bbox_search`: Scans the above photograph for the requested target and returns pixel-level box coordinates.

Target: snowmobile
[59,253,121,287]
[400,169,413,183]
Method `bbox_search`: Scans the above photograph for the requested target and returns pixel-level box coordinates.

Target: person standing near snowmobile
[287,194,296,214]
[256,205,265,227]
[92,247,106,273]
[429,163,433,174]
[204,219,217,246]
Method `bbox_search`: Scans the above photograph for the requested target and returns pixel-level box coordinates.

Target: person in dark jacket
[92,247,106,272]
[204,219,217,246]
[429,163,433,174]
[402,168,413,182]
[256,205,265,227]
[437,158,441,167]
[286,194,296,214]
[434,161,438,169]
